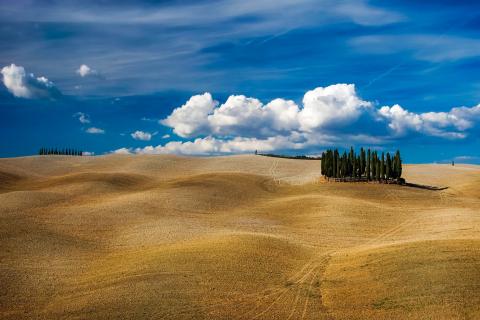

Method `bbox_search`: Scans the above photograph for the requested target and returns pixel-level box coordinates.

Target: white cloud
[114,130,393,156]
[447,104,480,130]
[113,83,480,156]
[207,95,265,136]
[161,84,371,138]
[116,135,302,156]
[377,104,480,139]
[112,147,132,155]
[161,84,480,144]
[161,93,218,137]
[206,95,300,137]
[378,104,422,136]
[74,112,91,124]
[298,84,372,131]
[82,151,94,156]
[86,127,105,134]
[1,64,60,99]
[131,130,152,141]
[162,134,170,139]
[76,64,97,77]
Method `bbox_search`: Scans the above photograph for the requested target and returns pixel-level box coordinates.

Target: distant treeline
[38,147,84,156]
[321,147,403,182]
[256,152,321,160]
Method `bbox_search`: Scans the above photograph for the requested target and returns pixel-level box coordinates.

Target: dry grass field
[1,155,479,319]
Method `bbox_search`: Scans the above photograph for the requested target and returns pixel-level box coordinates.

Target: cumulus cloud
[82,151,94,156]
[207,95,300,137]
[131,130,153,141]
[115,135,302,156]
[115,83,480,155]
[161,84,372,138]
[76,64,97,77]
[86,127,105,134]
[378,104,480,139]
[112,147,132,155]
[1,64,60,99]
[161,93,218,137]
[299,84,372,131]
[115,131,388,156]
[73,112,91,124]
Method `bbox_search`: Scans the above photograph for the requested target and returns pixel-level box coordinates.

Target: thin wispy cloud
[86,127,105,134]
[351,35,480,62]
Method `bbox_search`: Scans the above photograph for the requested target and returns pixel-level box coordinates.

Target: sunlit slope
[0,155,479,319]
[323,240,480,320]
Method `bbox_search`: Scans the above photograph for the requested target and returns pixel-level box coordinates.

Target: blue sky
[0,0,479,163]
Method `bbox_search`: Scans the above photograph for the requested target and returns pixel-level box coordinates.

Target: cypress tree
[352,154,357,178]
[321,152,325,176]
[360,148,366,176]
[357,155,362,178]
[325,150,329,177]
[333,149,340,178]
[393,151,398,179]
[333,149,337,178]
[386,153,391,180]
[379,152,384,180]
[376,160,380,181]
[366,149,371,180]
[349,147,354,177]
[372,152,376,180]
[396,150,402,178]
[330,150,334,178]
[325,150,330,177]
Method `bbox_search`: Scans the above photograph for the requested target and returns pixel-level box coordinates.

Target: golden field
[0,155,479,319]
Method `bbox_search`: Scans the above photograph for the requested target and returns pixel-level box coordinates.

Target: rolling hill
[0,155,479,319]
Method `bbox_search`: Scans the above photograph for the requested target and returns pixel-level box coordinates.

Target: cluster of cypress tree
[321,147,402,181]
[38,147,83,156]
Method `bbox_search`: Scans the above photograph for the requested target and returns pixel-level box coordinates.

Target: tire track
[246,258,321,319]
[363,217,419,247]
[300,253,333,320]
[268,159,279,185]
[301,267,319,320]
[250,252,334,320]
